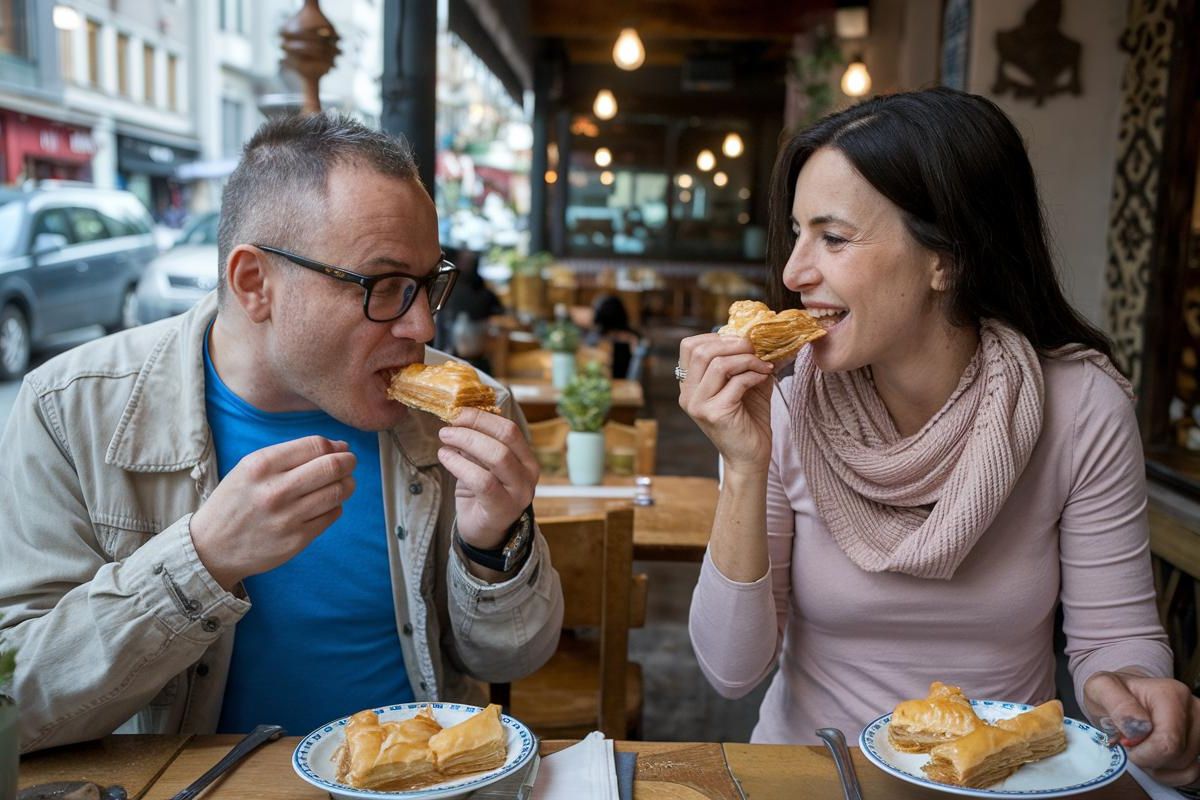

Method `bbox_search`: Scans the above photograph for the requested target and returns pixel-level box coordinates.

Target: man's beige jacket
[0,293,563,752]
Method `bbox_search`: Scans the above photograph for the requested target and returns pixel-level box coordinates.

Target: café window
[0,0,29,60]
[562,121,757,261]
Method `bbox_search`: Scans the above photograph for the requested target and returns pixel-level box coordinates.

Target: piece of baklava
[387,361,501,422]
[993,700,1067,762]
[888,681,982,753]
[334,707,442,791]
[922,700,1067,789]
[427,703,508,777]
[718,300,826,363]
[923,724,1033,788]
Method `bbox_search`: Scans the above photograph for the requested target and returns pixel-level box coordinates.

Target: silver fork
[816,727,865,800]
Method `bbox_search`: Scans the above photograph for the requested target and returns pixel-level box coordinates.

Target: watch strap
[456,505,534,573]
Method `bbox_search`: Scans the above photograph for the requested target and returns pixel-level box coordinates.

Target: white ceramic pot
[551,351,576,389]
[566,430,605,486]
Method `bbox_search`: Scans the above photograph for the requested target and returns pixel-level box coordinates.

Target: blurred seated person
[435,246,504,373]
[588,294,641,379]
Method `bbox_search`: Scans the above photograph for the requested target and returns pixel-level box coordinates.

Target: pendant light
[696,149,716,172]
[721,133,744,158]
[840,57,872,97]
[594,147,613,168]
[613,28,645,71]
[593,89,618,121]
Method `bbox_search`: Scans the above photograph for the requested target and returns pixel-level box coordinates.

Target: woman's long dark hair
[766,87,1115,362]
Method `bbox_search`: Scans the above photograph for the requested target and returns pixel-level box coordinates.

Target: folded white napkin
[1127,762,1188,800]
[531,731,618,800]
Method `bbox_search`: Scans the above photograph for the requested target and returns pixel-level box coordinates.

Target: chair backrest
[528,417,570,476]
[538,508,637,736]
[506,348,551,380]
[604,419,657,476]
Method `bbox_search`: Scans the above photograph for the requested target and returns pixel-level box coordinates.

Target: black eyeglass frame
[253,243,459,322]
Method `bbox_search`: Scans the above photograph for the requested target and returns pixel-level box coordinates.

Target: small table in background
[507,379,644,424]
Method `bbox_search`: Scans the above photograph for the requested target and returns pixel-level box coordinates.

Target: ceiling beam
[530,0,834,41]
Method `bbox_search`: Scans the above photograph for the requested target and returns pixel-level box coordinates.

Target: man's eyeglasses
[254,244,458,322]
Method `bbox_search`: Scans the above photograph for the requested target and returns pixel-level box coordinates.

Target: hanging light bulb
[840,58,872,97]
[713,171,728,187]
[593,89,618,121]
[600,170,615,186]
[677,174,693,189]
[696,149,716,172]
[612,28,645,71]
[594,147,613,168]
[721,133,744,158]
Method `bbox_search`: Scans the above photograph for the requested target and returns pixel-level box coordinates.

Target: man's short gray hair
[216,112,421,302]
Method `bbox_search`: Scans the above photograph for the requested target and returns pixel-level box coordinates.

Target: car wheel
[0,304,31,381]
[106,286,140,333]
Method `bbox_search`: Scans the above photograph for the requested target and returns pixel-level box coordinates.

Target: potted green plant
[557,361,613,486]
[0,634,16,798]
[538,308,581,389]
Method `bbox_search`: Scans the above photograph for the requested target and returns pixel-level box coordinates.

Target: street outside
[0,327,104,430]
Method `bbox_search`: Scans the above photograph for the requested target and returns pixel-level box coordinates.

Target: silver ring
[674,364,688,382]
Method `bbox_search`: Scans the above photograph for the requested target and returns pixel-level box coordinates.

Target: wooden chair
[604,419,657,476]
[501,508,646,739]
[505,349,551,380]
[529,417,570,476]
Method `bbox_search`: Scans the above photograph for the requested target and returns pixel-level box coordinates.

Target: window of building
[116,32,129,96]
[143,43,154,104]
[220,0,246,34]
[0,0,30,60]
[167,53,178,110]
[58,27,73,81]
[222,98,243,158]
[85,18,100,86]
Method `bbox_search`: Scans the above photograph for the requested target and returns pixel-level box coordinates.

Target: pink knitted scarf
[790,319,1132,580]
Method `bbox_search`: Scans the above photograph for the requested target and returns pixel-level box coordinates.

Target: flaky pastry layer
[387,361,501,422]
[718,300,826,362]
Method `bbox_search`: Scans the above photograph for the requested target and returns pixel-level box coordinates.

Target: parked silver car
[0,182,158,380]
[136,210,219,324]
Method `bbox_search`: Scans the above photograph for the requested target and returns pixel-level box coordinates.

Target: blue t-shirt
[205,331,413,735]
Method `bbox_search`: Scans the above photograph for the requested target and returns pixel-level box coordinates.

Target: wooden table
[534,475,717,562]
[19,735,1152,799]
[508,379,644,424]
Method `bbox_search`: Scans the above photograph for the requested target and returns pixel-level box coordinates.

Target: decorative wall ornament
[992,0,1082,106]
[1104,0,1178,390]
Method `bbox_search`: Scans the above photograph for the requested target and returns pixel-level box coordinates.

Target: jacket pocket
[94,517,160,561]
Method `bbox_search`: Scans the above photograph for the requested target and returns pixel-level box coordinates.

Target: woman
[679,88,1200,786]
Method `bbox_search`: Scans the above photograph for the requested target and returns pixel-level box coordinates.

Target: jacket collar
[106,292,446,472]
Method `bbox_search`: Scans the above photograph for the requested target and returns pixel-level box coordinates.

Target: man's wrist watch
[455,505,535,573]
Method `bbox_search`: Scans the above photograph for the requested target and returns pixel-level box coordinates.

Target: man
[0,113,563,752]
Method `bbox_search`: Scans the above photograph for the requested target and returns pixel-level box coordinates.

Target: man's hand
[437,408,538,553]
[191,436,357,591]
[1084,670,1200,786]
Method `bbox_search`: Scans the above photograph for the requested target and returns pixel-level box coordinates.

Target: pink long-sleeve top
[689,357,1172,744]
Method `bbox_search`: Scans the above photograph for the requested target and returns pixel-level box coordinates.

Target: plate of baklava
[292,702,535,799]
[859,682,1127,797]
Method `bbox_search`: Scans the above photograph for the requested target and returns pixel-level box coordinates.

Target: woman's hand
[677,332,775,474]
[1083,670,1200,786]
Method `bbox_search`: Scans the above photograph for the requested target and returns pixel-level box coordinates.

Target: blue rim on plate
[292,701,536,799]
[859,699,1127,798]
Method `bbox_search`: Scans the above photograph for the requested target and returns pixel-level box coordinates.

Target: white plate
[292,702,536,799]
[859,699,1127,798]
